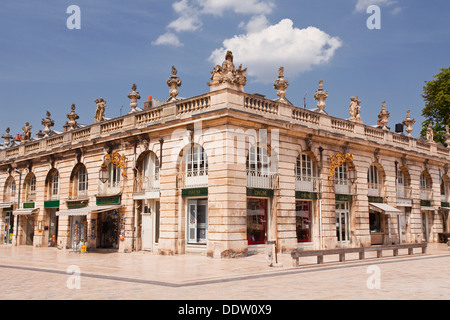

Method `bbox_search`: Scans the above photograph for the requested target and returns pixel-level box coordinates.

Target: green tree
[421,67,450,145]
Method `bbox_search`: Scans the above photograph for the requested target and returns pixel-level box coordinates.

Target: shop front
[369,202,401,245]
[1,203,14,244]
[57,204,122,251]
[12,206,40,246]
[295,191,316,244]
[182,188,208,246]
[44,200,60,247]
[246,188,272,245]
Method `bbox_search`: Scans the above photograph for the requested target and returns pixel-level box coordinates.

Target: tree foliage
[421,67,450,145]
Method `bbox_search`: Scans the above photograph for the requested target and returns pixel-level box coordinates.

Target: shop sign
[44,200,60,208]
[182,188,208,198]
[96,195,121,205]
[335,194,353,202]
[368,196,383,203]
[295,191,317,200]
[67,200,88,209]
[420,200,431,207]
[246,188,274,198]
[441,202,450,208]
[23,202,35,209]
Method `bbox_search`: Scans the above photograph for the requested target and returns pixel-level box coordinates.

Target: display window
[247,198,268,244]
[296,201,312,242]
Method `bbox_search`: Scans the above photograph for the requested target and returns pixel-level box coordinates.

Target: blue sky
[0,0,449,140]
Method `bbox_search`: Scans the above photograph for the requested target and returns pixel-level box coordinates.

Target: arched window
[295,153,316,192]
[419,172,432,200]
[335,163,350,194]
[184,144,208,188]
[367,165,382,197]
[3,177,16,203]
[24,173,37,202]
[70,164,88,199]
[136,151,160,193]
[46,169,60,201]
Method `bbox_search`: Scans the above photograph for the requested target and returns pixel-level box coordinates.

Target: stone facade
[0,52,449,258]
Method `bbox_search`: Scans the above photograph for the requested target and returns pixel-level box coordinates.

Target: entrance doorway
[97,210,119,249]
[141,200,160,251]
[25,215,35,245]
[336,201,350,247]
[3,212,14,244]
[369,209,384,245]
[70,216,87,249]
[187,199,208,244]
[47,209,58,247]
[247,198,269,245]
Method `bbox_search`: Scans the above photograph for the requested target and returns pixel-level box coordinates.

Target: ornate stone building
[0,51,449,257]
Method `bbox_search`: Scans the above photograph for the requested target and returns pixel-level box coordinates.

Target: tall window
[420,173,427,189]
[335,163,350,195]
[78,165,88,193]
[367,165,379,187]
[247,146,269,173]
[26,174,37,201]
[296,153,313,179]
[186,144,208,177]
[51,172,60,200]
[107,162,121,189]
[4,177,16,202]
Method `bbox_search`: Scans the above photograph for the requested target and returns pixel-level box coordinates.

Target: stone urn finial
[314,80,328,114]
[402,110,415,137]
[41,110,55,136]
[66,104,80,130]
[273,66,289,103]
[166,66,182,102]
[377,101,390,130]
[127,83,141,112]
[2,127,12,147]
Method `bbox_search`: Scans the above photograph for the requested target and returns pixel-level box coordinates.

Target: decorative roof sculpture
[314,80,328,114]
[273,67,289,103]
[207,51,247,92]
[127,83,141,112]
[166,66,182,102]
[41,111,55,136]
[94,98,106,123]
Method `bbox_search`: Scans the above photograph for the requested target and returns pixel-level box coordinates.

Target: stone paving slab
[0,244,449,300]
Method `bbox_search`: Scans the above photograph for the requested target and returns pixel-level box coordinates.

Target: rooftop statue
[22,122,32,141]
[349,96,362,123]
[208,51,247,92]
[94,98,106,123]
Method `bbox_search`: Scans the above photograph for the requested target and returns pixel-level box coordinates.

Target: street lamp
[99,162,108,183]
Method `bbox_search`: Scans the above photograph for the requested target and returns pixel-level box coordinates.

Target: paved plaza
[0,244,449,301]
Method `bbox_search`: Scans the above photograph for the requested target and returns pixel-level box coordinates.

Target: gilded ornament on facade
[329,153,354,179]
[105,152,127,178]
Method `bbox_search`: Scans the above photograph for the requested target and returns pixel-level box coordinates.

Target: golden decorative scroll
[329,153,354,179]
[105,152,127,178]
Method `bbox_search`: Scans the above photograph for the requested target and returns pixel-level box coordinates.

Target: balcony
[396,185,412,199]
[368,183,384,197]
[98,181,121,197]
[134,175,160,193]
[334,180,354,195]
[246,169,279,190]
[133,175,160,199]
[295,175,320,192]
[419,188,433,200]
[177,170,208,189]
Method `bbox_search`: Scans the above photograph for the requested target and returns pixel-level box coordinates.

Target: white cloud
[354,0,399,13]
[167,0,202,32]
[154,0,275,46]
[198,0,275,15]
[152,32,184,47]
[209,19,342,83]
[242,15,270,33]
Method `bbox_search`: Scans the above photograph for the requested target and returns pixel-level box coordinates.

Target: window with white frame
[78,165,88,196]
[420,173,427,189]
[296,153,313,179]
[186,144,208,177]
[27,175,37,201]
[51,171,59,200]
[247,146,269,173]
[334,163,350,194]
